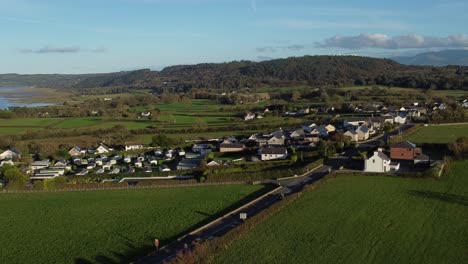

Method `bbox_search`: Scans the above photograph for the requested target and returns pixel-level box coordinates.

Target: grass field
[0,184,267,264]
[404,124,468,143]
[215,161,468,264]
[0,118,63,127]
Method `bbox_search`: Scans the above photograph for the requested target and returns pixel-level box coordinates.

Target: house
[0,149,21,160]
[259,147,288,161]
[302,123,317,133]
[31,159,51,170]
[54,160,67,167]
[244,112,256,121]
[192,144,213,155]
[303,134,320,143]
[141,112,151,117]
[0,159,14,167]
[219,143,245,153]
[159,165,171,172]
[325,124,336,133]
[462,100,468,108]
[344,130,359,142]
[267,135,285,146]
[356,126,370,141]
[177,158,203,170]
[68,146,83,156]
[364,151,392,173]
[206,160,221,167]
[414,153,431,165]
[96,144,110,154]
[125,143,145,151]
[394,112,407,124]
[290,129,305,139]
[390,141,422,160]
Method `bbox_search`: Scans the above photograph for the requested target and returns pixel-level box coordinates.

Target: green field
[215,161,468,264]
[405,124,468,143]
[0,118,63,127]
[0,184,266,264]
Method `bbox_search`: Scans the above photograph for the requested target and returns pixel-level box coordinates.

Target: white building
[259,147,288,161]
[96,144,110,154]
[364,151,391,173]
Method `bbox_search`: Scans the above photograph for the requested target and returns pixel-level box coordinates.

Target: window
[373,159,375,163]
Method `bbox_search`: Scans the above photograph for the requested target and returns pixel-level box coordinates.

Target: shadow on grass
[408,190,468,207]
[74,184,275,264]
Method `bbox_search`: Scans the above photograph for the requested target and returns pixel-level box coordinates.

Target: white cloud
[316,34,468,49]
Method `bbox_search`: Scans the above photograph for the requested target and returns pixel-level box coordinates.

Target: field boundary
[0,181,251,194]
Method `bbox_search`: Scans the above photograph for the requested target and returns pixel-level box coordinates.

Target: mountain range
[391,50,468,66]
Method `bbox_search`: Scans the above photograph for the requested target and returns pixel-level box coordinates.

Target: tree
[0,165,28,189]
[151,134,173,148]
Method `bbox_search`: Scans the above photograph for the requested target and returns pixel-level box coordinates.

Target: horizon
[1,0,467,74]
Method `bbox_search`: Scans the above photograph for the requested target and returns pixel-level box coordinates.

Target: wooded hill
[1,56,467,91]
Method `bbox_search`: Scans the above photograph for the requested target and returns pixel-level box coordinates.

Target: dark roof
[220,143,245,149]
[376,151,390,161]
[415,154,430,160]
[261,147,287,155]
[391,141,416,149]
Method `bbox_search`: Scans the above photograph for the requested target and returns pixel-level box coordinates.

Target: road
[134,165,332,264]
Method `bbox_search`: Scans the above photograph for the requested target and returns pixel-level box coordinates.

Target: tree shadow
[407,190,468,207]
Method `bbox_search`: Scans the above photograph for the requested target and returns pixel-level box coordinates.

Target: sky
[0,0,467,74]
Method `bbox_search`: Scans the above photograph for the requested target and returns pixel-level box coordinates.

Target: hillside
[1,56,467,90]
[392,50,468,66]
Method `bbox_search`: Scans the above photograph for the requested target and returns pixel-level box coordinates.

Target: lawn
[404,124,468,143]
[215,161,468,264]
[0,118,63,127]
[0,184,266,264]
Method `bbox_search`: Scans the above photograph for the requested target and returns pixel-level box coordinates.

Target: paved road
[134,166,331,264]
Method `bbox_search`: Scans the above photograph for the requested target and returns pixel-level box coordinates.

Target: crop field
[404,124,468,143]
[0,184,267,264]
[0,118,63,127]
[215,161,468,264]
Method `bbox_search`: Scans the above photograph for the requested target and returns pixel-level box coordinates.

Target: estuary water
[0,86,53,109]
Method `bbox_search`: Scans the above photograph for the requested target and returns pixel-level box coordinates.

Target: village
[0,99,442,187]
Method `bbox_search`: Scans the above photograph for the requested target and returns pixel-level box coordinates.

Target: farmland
[404,123,468,143]
[0,184,267,264]
[214,161,468,264]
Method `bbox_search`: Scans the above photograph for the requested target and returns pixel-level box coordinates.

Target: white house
[394,113,407,124]
[364,151,391,173]
[96,144,110,154]
[259,147,288,161]
[30,159,51,171]
[0,149,21,160]
[356,126,370,141]
[344,130,358,142]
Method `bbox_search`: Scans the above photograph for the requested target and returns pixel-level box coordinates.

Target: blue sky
[1,0,467,73]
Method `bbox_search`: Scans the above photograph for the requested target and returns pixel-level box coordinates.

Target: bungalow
[68,146,83,157]
[31,159,51,171]
[96,144,110,154]
[344,130,358,142]
[259,147,288,161]
[364,151,392,173]
[325,124,336,133]
[0,149,21,160]
[219,143,245,153]
[390,141,422,160]
[177,158,203,170]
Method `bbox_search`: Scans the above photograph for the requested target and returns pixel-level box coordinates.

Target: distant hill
[391,50,468,66]
[1,55,467,90]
